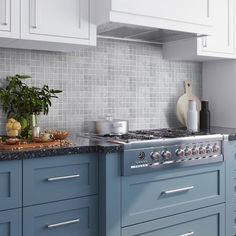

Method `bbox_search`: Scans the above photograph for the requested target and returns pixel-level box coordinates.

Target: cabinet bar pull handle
[2,0,7,25]
[31,0,37,28]
[179,232,194,236]
[202,36,207,48]
[78,0,81,28]
[162,186,194,195]
[47,174,80,181]
[47,218,80,228]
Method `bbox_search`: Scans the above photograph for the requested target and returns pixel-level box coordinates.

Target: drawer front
[0,160,22,211]
[122,204,225,236]
[23,196,98,236]
[122,163,225,226]
[0,208,22,236]
[23,154,98,206]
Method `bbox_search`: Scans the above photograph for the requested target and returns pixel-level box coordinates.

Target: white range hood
[96,0,213,44]
[98,23,202,44]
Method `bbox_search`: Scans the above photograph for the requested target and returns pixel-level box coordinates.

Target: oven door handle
[161,186,194,195]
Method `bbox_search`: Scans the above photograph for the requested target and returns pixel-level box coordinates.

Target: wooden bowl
[6,138,20,145]
[52,131,69,140]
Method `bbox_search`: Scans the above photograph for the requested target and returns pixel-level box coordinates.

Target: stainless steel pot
[94,117,129,135]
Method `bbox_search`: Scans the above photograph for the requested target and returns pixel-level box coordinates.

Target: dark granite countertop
[0,133,123,161]
[2,126,236,161]
[210,126,236,141]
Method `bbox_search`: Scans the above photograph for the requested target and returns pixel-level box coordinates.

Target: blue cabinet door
[0,160,22,211]
[23,154,98,206]
[122,204,225,236]
[225,141,236,236]
[23,196,98,236]
[121,162,225,226]
[0,208,22,236]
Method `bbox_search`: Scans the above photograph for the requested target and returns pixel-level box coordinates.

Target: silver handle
[47,218,80,228]
[162,186,194,195]
[78,0,81,28]
[31,0,37,28]
[202,36,207,48]
[2,0,7,25]
[179,232,194,236]
[47,174,80,182]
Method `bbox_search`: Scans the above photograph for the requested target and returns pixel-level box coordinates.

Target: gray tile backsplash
[0,39,202,133]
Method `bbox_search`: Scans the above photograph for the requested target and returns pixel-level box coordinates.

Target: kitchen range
[87,128,224,175]
[96,127,226,236]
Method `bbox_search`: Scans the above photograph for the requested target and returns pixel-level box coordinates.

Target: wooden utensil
[0,140,61,151]
[176,80,201,126]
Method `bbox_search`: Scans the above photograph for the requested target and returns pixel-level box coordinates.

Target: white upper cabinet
[163,0,235,60]
[0,0,96,51]
[21,0,93,44]
[97,0,213,36]
[0,0,20,39]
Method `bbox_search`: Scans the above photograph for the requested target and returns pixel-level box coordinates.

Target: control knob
[176,148,184,157]
[199,146,206,155]
[191,146,199,155]
[206,145,213,154]
[162,150,172,161]
[150,151,161,161]
[138,152,145,160]
[213,144,220,153]
[184,147,192,157]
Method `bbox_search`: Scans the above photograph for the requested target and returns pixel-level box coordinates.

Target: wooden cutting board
[176,80,201,126]
[0,140,61,151]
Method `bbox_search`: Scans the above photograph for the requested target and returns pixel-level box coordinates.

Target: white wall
[203,60,236,127]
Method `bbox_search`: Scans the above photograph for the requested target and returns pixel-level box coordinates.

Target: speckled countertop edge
[0,141,124,161]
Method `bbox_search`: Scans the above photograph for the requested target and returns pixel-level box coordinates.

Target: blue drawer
[23,154,98,206]
[0,160,22,211]
[122,163,225,226]
[23,195,98,236]
[122,204,225,236]
[0,208,22,236]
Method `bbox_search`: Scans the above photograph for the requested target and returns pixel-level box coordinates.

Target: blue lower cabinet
[0,160,22,211]
[122,204,225,236]
[0,208,22,236]
[121,163,225,226]
[23,154,98,206]
[23,196,98,236]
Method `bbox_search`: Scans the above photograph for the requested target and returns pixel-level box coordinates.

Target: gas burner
[102,128,212,143]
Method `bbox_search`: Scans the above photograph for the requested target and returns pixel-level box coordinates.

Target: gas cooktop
[103,128,212,143]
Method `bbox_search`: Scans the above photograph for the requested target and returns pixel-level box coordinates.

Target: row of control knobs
[150,144,220,161]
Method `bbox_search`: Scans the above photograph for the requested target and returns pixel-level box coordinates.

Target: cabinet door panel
[122,163,225,226]
[0,208,22,236]
[122,204,225,236]
[0,160,22,211]
[0,0,20,38]
[23,196,98,236]
[112,0,211,26]
[199,0,234,54]
[21,0,90,41]
[23,154,98,206]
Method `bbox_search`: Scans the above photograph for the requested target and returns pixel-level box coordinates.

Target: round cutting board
[176,80,201,126]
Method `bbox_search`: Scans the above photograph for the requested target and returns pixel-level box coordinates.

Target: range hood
[97,22,204,44]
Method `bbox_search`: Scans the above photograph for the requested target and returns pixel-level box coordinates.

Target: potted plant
[0,74,62,138]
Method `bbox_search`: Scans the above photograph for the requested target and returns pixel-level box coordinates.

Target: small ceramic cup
[40,132,53,142]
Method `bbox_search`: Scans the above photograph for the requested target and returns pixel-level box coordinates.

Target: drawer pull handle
[47,218,80,228]
[2,0,7,25]
[162,186,194,195]
[31,0,37,28]
[47,174,80,181]
[179,232,194,236]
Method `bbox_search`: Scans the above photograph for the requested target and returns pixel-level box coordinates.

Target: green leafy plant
[0,74,62,138]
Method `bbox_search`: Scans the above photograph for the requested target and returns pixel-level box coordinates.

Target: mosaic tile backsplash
[0,39,202,133]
